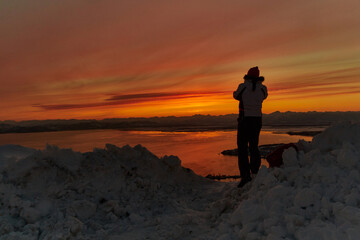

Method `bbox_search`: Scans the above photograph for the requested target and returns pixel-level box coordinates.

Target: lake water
[0,129,313,176]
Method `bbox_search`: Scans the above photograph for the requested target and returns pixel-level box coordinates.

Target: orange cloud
[33,91,230,111]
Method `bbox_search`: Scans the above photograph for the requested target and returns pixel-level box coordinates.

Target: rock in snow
[0,122,360,239]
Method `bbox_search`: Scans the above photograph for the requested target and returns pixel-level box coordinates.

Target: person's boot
[237,176,252,188]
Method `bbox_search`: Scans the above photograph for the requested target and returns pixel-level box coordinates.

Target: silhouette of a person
[233,66,268,187]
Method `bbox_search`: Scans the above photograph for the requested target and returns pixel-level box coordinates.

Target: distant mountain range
[1,111,360,134]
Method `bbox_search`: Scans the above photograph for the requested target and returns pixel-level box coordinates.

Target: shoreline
[0,126,323,137]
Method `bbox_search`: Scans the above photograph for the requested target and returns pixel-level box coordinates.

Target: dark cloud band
[34,91,229,110]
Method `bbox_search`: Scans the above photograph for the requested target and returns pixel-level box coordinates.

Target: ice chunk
[43,145,82,173]
[71,200,97,220]
[263,185,293,211]
[20,207,42,224]
[0,216,14,235]
[336,142,358,168]
[231,200,265,225]
[337,206,360,225]
[282,147,298,167]
[294,188,321,208]
[162,155,181,168]
[67,216,83,235]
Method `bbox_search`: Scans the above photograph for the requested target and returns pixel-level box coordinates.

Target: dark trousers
[237,116,262,178]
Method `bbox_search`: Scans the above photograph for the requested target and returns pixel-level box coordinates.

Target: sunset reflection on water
[0,130,312,176]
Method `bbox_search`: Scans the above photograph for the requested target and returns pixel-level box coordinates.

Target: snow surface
[0,122,360,239]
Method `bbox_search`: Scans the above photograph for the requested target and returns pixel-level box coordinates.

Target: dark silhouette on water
[221,143,284,158]
[233,66,268,187]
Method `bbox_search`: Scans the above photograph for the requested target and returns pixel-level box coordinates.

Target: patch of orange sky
[1,0,360,120]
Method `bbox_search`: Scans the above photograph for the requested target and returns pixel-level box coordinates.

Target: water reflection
[0,130,312,176]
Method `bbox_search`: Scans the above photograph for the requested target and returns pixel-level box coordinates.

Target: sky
[1,0,360,120]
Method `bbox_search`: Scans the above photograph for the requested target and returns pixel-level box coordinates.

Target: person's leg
[237,117,251,179]
[249,117,262,175]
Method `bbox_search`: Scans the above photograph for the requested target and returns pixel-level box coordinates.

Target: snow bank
[0,122,360,239]
[227,122,360,239]
[0,144,213,239]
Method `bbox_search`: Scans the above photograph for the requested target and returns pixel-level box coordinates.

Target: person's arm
[233,84,245,100]
[261,85,268,100]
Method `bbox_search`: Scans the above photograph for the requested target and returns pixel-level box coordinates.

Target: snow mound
[0,143,211,239]
[0,122,360,239]
[228,122,360,239]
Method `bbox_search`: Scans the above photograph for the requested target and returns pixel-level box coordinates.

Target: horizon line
[1,110,360,122]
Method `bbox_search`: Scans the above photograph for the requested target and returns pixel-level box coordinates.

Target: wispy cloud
[33,91,229,110]
[270,88,360,101]
[269,66,360,92]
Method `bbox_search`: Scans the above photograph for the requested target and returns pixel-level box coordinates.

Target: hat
[247,66,259,78]
[244,66,264,81]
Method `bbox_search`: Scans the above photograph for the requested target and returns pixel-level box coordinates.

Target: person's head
[243,66,264,81]
[243,66,264,90]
